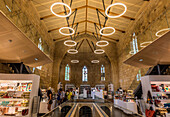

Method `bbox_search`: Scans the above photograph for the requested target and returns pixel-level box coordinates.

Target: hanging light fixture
[99,27,115,36]
[67,49,78,54]
[96,40,109,47]
[105,3,127,18]
[64,40,77,47]
[50,2,71,18]
[59,27,75,36]
[91,60,99,63]
[140,41,153,48]
[94,49,105,54]
[155,28,170,37]
[71,60,79,63]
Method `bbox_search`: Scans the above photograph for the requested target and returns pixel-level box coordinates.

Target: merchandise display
[0,81,31,116]
[114,88,137,114]
[0,74,40,117]
[141,75,170,117]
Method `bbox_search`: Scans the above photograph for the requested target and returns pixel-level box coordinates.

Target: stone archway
[79,106,92,117]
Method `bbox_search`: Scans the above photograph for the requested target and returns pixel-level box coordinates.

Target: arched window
[82,66,88,81]
[65,64,70,81]
[101,65,105,81]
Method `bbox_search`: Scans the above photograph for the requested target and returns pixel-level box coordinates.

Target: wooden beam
[86,39,94,52]
[48,19,125,33]
[40,5,87,20]
[40,5,135,20]
[48,20,86,32]
[86,31,118,42]
[77,39,84,50]
[85,0,88,34]
[86,20,125,33]
[87,5,135,20]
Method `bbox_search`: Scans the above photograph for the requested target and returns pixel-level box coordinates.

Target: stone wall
[0,0,54,88]
[117,0,170,90]
[59,52,112,89]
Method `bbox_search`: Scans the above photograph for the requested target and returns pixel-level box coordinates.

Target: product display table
[114,99,137,114]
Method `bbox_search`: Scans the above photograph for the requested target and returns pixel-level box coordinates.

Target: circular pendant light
[50,2,71,18]
[96,40,109,47]
[64,40,77,47]
[91,60,99,63]
[67,49,78,54]
[59,27,75,36]
[71,60,79,63]
[140,41,152,48]
[155,28,170,37]
[105,3,127,18]
[99,27,115,36]
[94,49,105,54]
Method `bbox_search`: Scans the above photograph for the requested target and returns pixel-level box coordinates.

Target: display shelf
[0,98,29,101]
[0,74,40,117]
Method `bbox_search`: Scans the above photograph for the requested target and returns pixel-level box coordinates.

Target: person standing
[103,88,108,99]
[47,87,53,111]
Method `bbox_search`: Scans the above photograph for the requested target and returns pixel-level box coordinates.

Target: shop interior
[0,0,170,117]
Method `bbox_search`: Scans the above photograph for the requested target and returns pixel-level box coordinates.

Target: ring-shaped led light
[140,41,152,48]
[64,40,77,47]
[67,49,78,54]
[99,27,115,36]
[155,28,170,37]
[71,60,79,63]
[94,49,105,54]
[59,27,75,36]
[91,60,99,63]
[96,40,109,47]
[105,3,127,18]
[50,2,71,18]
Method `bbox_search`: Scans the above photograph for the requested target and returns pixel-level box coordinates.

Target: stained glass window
[65,64,70,81]
[82,66,88,81]
[101,65,105,81]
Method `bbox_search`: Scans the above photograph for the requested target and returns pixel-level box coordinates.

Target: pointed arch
[82,66,88,81]
[101,65,105,81]
[65,64,70,81]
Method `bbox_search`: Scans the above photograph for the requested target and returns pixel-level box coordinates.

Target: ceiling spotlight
[35,58,38,61]
[71,60,79,63]
[67,49,78,54]
[91,60,99,63]
[140,41,152,48]
[96,40,109,47]
[155,28,170,37]
[94,49,105,54]
[59,27,75,36]
[99,27,115,36]
[50,2,71,18]
[139,59,143,62]
[64,40,77,47]
[105,3,127,18]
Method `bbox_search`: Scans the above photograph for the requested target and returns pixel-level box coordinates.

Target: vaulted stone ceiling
[32,0,146,43]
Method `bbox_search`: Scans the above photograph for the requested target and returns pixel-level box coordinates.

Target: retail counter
[114,99,137,114]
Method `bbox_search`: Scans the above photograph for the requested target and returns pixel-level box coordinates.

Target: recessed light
[8,40,12,43]
[35,58,38,61]
[67,49,78,54]
[71,60,79,63]
[139,59,143,62]
[155,28,170,37]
